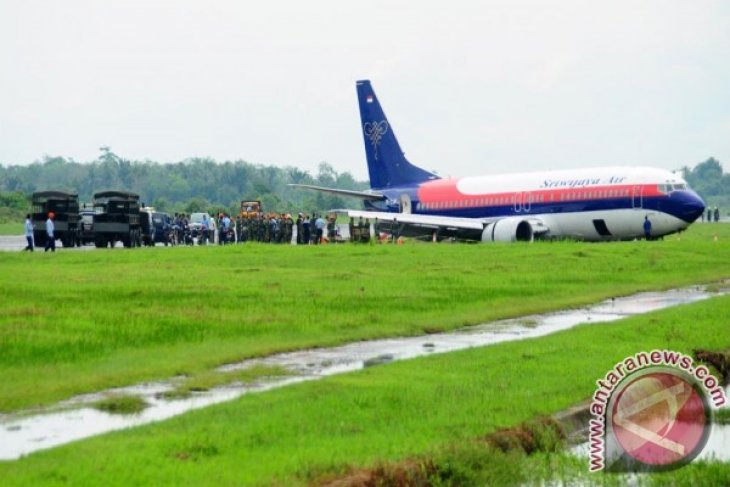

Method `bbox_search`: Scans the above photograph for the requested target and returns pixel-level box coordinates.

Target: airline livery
[293,80,706,242]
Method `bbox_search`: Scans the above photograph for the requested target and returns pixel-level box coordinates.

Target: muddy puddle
[0,285,726,461]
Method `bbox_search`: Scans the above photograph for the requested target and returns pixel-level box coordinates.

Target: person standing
[302,215,311,244]
[327,215,336,242]
[643,215,652,240]
[45,212,56,252]
[201,214,210,244]
[296,213,303,244]
[714,207,720,222]
[222,213,231,243]
[314,214,325,245]
[24,214,34,251]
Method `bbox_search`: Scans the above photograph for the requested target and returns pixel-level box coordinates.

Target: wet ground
[0,285,726,460]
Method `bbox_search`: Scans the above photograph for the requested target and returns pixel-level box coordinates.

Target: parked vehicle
[31,190,80,248]
[92,191,142,248]
[79,203,96,245]
[239,200,262,218]
[189,212,217,244]
[141,210,173,246]
[140,209,154,246]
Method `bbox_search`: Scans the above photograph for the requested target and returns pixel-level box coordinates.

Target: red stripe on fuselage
[416,179,660,208]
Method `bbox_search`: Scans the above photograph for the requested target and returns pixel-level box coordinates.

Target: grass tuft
[92,394,148,415]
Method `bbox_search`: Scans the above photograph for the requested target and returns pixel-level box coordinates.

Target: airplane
[291,80,706,242]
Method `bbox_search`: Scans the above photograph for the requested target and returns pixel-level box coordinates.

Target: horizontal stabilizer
[288,184,386,201]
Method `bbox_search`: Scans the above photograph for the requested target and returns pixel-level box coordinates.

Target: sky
[1,1,729,181]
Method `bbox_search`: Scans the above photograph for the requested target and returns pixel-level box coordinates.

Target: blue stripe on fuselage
[366,190,704,223]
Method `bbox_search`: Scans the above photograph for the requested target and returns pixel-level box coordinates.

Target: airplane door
[513,193,531,213]
[399,193,412,214]
[632,186,643,209]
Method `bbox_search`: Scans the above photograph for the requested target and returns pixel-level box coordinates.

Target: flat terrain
[1,224,729,412]
[0,222,22,236]
[0,294,727,485]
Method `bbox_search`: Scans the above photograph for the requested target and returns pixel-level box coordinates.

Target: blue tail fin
[356,80,439,189]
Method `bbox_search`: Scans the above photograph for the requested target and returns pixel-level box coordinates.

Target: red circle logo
[610,370,709,467]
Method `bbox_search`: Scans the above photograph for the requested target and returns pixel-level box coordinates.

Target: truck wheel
[95,237,106,248]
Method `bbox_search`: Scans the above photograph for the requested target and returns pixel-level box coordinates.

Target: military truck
[31,190,81,248]
[92,191,142,248]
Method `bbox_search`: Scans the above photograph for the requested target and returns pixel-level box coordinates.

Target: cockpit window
[658,183,687,193]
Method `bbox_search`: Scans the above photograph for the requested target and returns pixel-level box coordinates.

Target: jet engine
[481,218,534,242]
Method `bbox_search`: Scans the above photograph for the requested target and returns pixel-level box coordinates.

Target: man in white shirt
[45,212,56,252]
[314,215,325,245]
[201,214,210,244]
[24,214,34,251]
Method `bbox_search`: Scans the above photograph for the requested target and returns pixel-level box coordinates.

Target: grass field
[0,222,23,235]
[0,294,727,485]
[0,224,729,412]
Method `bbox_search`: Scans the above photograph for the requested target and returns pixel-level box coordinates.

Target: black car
[141,210,173,246]
[152,212,173,245]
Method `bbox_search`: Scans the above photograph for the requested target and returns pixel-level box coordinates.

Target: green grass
[520,451,730,486]
[0,295,728,485]
[0,224,729,412]
[716,408,730,425]
[0,222,23,235]
[92,394,149,415]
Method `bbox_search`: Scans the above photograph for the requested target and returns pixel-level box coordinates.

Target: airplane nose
[681,191,705,223]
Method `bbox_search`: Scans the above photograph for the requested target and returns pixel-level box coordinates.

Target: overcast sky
[1,1,728,180]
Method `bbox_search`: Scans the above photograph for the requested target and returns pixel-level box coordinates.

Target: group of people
[238,213,333,245]
[169,212,374,245]
[702,207,722,222]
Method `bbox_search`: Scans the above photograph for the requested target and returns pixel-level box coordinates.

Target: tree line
[0,153,727,224]
[0,149,368,222]
[681,158,729,212]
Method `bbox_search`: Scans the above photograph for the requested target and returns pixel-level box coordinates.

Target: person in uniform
[303,215,311,244]
[327,215,336,242]
[285,215,294,244]
[296,213,303,244]
[643,215,652,240]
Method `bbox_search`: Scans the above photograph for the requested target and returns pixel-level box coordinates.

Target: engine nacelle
[481,218,534,242]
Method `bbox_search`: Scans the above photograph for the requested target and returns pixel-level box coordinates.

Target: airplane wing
[335,209,551,241]
[288,184,386,201]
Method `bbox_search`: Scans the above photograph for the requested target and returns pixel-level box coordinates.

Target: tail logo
[363,121,389,160]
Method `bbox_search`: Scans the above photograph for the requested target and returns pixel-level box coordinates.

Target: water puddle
[0,285,726,461]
